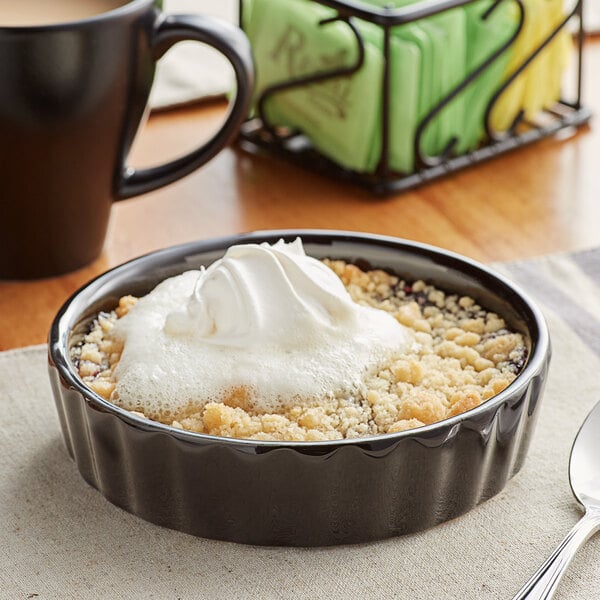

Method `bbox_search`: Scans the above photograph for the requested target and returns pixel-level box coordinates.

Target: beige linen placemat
[1,249,599,600]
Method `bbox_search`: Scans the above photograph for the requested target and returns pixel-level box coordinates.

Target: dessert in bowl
[49,230,550,546]
[71,238,527,441]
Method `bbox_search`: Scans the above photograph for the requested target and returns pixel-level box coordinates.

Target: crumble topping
[71,260,527,441]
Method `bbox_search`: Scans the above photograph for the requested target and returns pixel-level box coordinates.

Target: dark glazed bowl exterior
[48,231,551,546]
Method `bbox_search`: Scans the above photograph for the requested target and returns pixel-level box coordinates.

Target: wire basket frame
[237,0,591,194]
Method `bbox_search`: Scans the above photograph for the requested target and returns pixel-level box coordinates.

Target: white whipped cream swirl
[112,239,411,417]
[165,238,364,346]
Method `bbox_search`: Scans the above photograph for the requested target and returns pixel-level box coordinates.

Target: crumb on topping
[71,260,527,441]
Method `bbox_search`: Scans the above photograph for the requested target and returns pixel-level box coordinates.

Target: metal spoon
[513,399,600,599]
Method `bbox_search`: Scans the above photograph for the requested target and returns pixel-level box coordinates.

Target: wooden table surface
[1,39,599,351]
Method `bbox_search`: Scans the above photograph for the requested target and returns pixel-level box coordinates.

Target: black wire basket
[237,0,591,194]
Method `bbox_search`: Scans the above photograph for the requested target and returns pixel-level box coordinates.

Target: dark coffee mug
[0,0,253,279]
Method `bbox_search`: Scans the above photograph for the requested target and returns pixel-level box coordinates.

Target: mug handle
[116,14,253,200]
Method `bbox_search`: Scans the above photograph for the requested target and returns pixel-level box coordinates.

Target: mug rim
[0,0,153,31]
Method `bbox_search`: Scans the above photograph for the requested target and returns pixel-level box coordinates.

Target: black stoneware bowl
[48,230,551,546]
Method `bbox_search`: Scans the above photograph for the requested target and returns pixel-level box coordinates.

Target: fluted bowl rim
[48,229,550,454]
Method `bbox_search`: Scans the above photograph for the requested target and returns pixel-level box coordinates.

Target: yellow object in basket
[545,0,572,108]
[490,0,571,132]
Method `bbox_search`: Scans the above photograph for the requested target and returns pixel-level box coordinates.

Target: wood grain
[1,39,599,350]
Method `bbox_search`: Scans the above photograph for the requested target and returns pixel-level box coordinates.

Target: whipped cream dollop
[112,239,412,418]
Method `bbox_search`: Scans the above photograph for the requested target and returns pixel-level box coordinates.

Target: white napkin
[150,0,237,109]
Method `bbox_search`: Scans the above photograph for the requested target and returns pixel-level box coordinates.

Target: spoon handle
[512,508,600,600]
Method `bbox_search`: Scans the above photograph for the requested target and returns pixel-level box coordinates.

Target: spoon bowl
[570,401,600,510]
